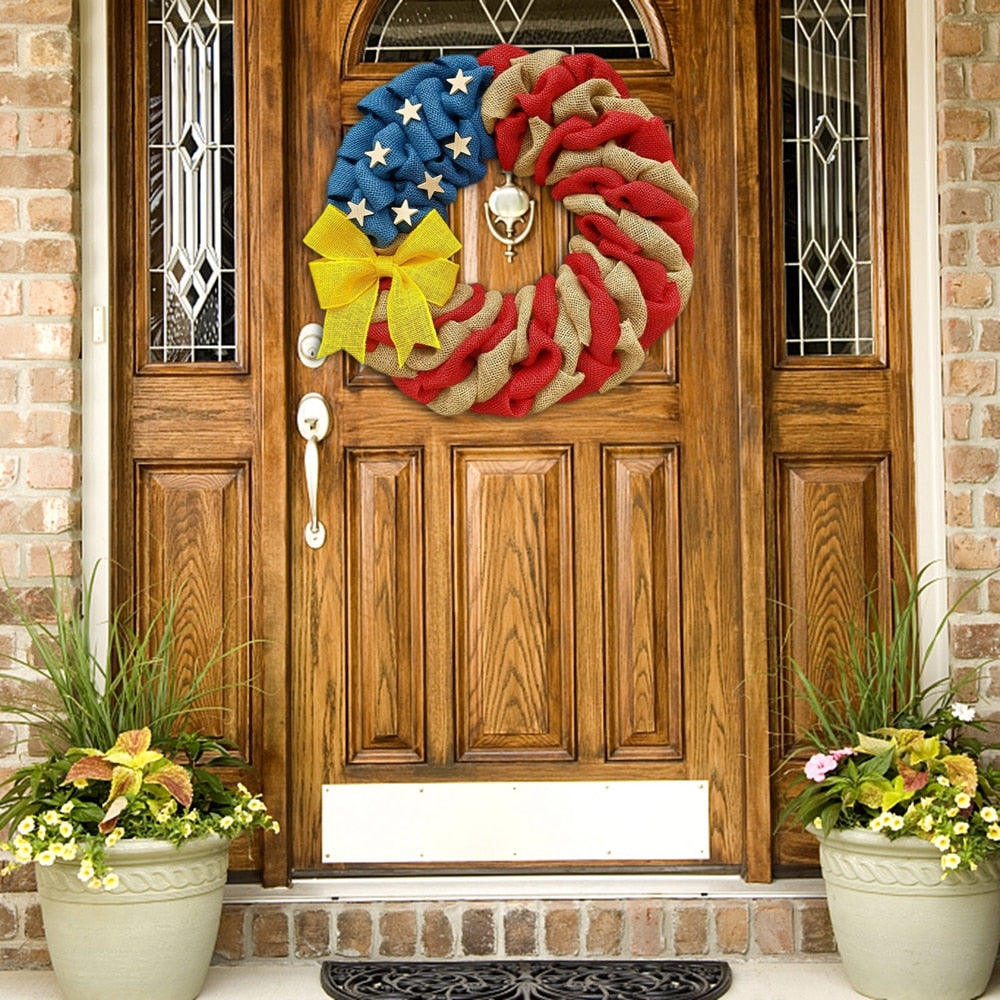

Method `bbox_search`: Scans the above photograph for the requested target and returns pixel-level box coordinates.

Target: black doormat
[321,959,732,999]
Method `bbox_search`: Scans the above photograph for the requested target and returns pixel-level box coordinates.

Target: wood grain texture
[603,446,682,760]
[346,450,425,763]
[454,448,575,762]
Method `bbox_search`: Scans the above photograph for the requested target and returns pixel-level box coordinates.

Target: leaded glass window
[148,0,236,364]
[364,0,652,63]
[781,0,873,357]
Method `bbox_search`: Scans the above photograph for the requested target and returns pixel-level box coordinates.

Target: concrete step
[3,962,1000,999]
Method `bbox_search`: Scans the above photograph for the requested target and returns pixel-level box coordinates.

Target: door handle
[296,393,331,549]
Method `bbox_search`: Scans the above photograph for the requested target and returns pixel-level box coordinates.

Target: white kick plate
[322,780,709,864]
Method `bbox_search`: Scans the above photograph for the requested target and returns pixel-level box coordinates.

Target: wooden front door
[110,0,912,885]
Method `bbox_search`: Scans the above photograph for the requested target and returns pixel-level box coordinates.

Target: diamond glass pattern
[148,0,236,363]
[781,0,873,356]
[364,0,652,63]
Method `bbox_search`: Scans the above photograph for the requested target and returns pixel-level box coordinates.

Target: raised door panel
[346,449,425,764]
[603,445,683,761]
[454,447,576,762]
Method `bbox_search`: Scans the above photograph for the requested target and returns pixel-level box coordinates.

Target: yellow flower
[102,872,119,890]
[942,853,961,870]
[887,814,904,832]
[982,806,999,823]
[14,844,32,863]
[937,776,951,787]
[956,792,972,810]
[58,821,73,839]
[219,815,234,830]
[955,821,970,835]
[16,817,35,836]
[869,815,886,832]
[36,850,55,867]
[933,834,951,852]
[43,810,59,825]
[270,821,280,835]
[77,860,94,882]
[59,802,73,815]
[812,817,822,830]
[87,878,101,890]
[989,824,1000,841]
[920,815,935,833]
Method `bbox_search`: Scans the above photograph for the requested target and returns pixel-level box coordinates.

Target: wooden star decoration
[346,198,374,225]
[391,200,418,226]
[417,172,445,198]
[446,69,474,95]
[396,98,422,125]
[444,132,472,159]
[364,140,391,167]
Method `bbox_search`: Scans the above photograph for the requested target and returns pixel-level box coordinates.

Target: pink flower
[804,753,839,782]
[831,747,856,761]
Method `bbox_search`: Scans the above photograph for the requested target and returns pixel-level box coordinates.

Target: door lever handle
[296,393,331,549]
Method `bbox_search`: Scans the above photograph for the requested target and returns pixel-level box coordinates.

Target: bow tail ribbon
[304,206,462,368]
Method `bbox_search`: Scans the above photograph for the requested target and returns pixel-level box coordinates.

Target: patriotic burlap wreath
[304,44,696,418]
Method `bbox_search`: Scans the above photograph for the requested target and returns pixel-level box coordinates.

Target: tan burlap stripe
[480,49,565,129]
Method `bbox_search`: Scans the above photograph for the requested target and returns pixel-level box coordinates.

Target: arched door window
[363,0,653,62]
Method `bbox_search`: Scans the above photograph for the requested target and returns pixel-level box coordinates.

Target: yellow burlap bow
[304,206,462,368]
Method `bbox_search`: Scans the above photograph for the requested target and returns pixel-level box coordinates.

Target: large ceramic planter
[813,827,1000,1000]
[35,834,229,1000]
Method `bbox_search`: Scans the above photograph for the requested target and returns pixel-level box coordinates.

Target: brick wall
[0,0,998,974]
[939,2,1000,692]
[0,0,80,967]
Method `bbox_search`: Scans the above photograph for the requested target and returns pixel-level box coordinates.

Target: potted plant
[0,567,278,1000]
[781,559,1000,1000]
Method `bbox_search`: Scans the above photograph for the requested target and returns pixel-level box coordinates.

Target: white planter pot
[813,827,1000,1000]
[36,834,229,1000]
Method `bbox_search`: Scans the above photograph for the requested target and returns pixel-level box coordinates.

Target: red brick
[952,623,1000,659]
[0,278,21,316]
[0,457,16,490]
[27,30,72,67]
[940,146,967,182]
[294,909,330,959]
[0,945,50,970]
[24,237,77,273]
[25,452,78,489]
[0,409,77,449]
[941,21,984,56]
[944,317,974,352]
[979,231,1000,267]
[628,902,664,958]
[22,903,44,940]
[985,494,1000,527]
[0,110,16,150]
[988,577,1000,611]
[943,229,968,266]
[1,322,77,360]
[984,404,1000,438]
[941,106,990,141]
[28,366,78,402]
[20,496,79,533]
[947,358,996,394]
[0,370,17,405]
[251,909,289,958]
[945,402,972,439]
[0,0,74,22]
[26,539,78,578]
[945,273,993,308]
[336,908,372,957]
[971,62,1000,97]
[24,112,74,151]
[0,153,75,189]
[800,901,836,953]
[0,903,15,940]
[504,908,537,956]
[379,909,417,958]
[585,907,623,957]
[940,61,966,99]
[753,901,793,955]
[0,197,16,231]
[942,187,991,223]
[946,490,973,527]
[950,534,1000,570]
[0,240,24,271]
[714,903,749,954]
[213,905,246,961]
[974,147,1000,181]
[421,909,454,959]
[976,0,1000,9]
[947,445,999,482]
[544,907,579,957]
[26,279,75,317]
[461,909,496,957]
[27,194,73,232]
[0,30,15,68]
[674,905,708,956]
[0,71,72,108]
[981,318,1000,349]
[940,0,965,13]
